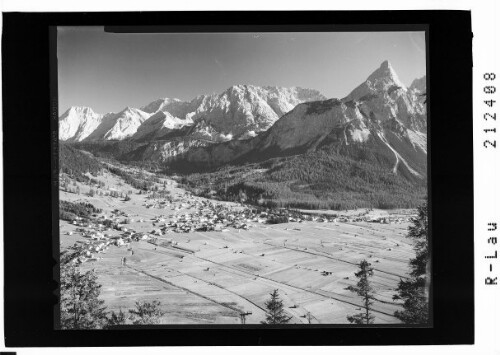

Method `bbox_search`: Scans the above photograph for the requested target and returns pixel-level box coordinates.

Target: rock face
[345,60,427,132]
[184,85,327,141]
[409,75,426,93]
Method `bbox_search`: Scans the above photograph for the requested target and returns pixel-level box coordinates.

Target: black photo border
[2,10,473,346]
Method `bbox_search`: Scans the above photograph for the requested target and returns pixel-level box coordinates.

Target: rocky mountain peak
[58,106,103,142]
[140,98,184,114]
[366,60,404,89]
[409,76,426,93]
[64,106,95,116]
[346,60,407,102]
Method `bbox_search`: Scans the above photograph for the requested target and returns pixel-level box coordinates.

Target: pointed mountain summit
[347,60,406,101]
[61,106,96,116]
[342,61,426,133]
[133,110,193,142]
[366,60,403,85]
[84,106,150,141]
[58,106,104,142]
[140,98,184,114]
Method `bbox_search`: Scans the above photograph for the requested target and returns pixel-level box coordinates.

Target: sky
[58,27,426,114]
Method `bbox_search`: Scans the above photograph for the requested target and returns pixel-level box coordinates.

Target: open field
[60,166,417,324]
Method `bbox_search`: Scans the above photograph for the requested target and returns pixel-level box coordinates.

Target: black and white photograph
[56,27,430,328]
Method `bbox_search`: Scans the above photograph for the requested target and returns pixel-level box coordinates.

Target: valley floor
[59,168,417,325]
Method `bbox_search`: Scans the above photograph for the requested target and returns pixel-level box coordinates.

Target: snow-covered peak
[347,60,407,101]
[59,106,103,141]
[63,106,96,116]
[340,61,426,133]
[133,110,193,141]
[366,60,405,90]
[140,98,183,114]
[118,106,148,117]
[368,60,397,79]
[84,107,150,141]
[184,84,326,140]
[60,85,326,143]
[226,84,249,92]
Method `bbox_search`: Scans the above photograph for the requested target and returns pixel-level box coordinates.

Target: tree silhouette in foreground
[262,289,292,324]
[393,203,429,324]
[60,263,108,329]
[60,259,167,328]
[128,300,165,325]
[346,260,375,324]
[105,308,127,327]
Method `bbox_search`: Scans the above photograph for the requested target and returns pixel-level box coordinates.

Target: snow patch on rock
[351,127,371,143]
[406,129,427,154]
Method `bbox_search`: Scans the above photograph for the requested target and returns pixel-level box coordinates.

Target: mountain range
[62,60,427,209]
[63,60,426,179]
[59,86,326,143]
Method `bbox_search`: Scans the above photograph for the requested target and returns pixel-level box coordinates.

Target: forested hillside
[59,143,102,178]
[179,146,426,210]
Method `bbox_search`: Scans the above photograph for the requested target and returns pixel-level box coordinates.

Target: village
[60,164,418,324]
[63,196,413,265]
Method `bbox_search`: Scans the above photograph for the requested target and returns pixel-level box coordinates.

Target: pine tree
[393,203,429,324]
[105,308,127,328]
[60,263,108,329]
[346,260,375,324]
[261,289,292,324]
[128,300,165,325]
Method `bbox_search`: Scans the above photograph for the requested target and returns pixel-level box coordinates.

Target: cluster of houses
[140,200,362,235]
[66,238,113,264]
[365,216,412,224]
[300,210,414,225]
[144,200,262,235]
[66,223,152,264]
[66,208,149,264]
[63,183,416,265]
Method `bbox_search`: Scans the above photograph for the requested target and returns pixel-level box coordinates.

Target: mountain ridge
[59,85,326,143]
[62,61,427,180]
[63,60,427,210]
[154,61,427,180]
